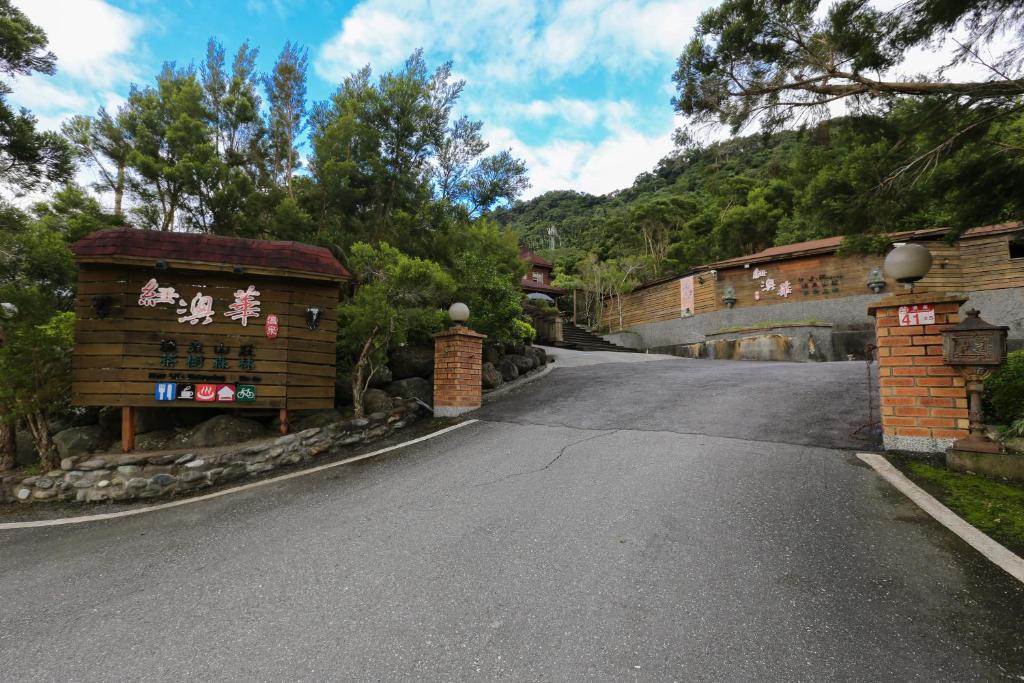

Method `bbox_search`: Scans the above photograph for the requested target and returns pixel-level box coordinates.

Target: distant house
[519,248,565,298]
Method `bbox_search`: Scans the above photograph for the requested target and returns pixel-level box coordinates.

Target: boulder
[497,357,519,382]
[14,429,38,467]
[384,377,432,405]
[183,415,266,449]
[291,409,344,432]
[506,353,535,374]
[389,346,434,380]
[335,374,354,406]
[69,406,101,428]
[482,362,503,390]
[135,430,177,452]
[525,346,547,367]
[367,365,393,388]
[483,345,503,366]
[134,408,178,435]
[97,406,122,438]
[174,408,213,429]
[47,416,74,436]
[53,425,107,460]
[362,388,395,414]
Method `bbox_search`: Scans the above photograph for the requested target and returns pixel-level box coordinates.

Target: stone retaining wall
[1,401,420,505]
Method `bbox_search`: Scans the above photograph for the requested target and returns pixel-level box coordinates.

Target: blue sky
[12,0,719,199]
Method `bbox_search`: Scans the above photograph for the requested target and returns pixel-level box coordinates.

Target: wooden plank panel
[71,261,339,411]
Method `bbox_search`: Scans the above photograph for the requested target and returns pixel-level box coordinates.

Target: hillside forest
[495,0,1024,300]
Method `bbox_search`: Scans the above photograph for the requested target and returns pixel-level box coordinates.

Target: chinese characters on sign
[750,270,793,300]
[224,285,261,326]
[141,278,267,401]
[178,292,215,325]
[799,274,842,296]
[139,278,263,328]
[897,304,936,326]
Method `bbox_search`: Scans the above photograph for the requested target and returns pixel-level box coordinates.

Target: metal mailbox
[942,309,1008,366]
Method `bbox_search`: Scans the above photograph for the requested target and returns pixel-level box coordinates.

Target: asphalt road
[2,349,1023,681]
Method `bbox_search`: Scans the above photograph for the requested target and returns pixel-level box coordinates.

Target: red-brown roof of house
[708,221,1024,270]
[71,229,350,280]
[520,248,553,269]
[520,278,565,295]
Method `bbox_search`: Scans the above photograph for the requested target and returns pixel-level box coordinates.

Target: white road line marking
[0,420,480,531]
[858,452,1024,585]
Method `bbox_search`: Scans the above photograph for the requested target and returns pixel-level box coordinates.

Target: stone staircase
[558,322,639,353]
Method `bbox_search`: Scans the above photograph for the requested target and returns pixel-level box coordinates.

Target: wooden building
[70,229,350,447]
[601,222,1024,335]
[519,248,565,298]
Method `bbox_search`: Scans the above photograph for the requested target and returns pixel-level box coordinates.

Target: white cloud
[314,0,711,84]
[8,76,89,112]
[15,0,145,88]
[488,113,680,198]
[7,0,146,137]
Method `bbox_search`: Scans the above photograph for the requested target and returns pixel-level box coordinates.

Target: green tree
[62,107,133,217]
[435,220,528,343]
[673,0,1024,135]
[309,50,528,254]
[264,41,308,198]
[0,309,74,470]
[0,0,72,193]
[338,242,455,417]
[123,64,218,231]
[196,39,267,235]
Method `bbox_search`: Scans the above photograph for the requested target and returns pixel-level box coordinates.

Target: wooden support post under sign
[121,406,135,453]
[279,408,289,435]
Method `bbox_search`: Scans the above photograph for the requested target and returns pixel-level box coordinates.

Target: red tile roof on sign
[520,248,553,269]
[71,229,350,280]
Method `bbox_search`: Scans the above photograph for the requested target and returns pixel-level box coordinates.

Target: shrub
[984,350,1024,424]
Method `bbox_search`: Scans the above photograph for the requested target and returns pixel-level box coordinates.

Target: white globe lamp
[884,243,933,289]
[448,302,470,325]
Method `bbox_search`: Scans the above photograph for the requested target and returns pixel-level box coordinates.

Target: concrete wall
[603,286,1024,359]
[604,292,881,357]
[653,324,835,362]
[963,288,1024,350]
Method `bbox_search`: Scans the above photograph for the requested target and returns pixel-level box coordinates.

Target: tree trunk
[351,360,366,419]
[114,162,125,217]
[25,411,58,471]
[0,420,15,472]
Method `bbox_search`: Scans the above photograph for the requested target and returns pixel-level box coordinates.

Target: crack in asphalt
[467,429,620,489]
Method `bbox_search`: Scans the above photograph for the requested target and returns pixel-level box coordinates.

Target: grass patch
[714,318,827,334]
[892,456,1024,557]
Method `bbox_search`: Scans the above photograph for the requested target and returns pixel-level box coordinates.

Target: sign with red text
[265,314,279,339]
[898,304,935,326]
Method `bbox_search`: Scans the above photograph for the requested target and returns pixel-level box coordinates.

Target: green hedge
[984,350,1024,424]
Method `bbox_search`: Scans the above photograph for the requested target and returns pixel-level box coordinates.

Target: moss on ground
[893,456,1024,557]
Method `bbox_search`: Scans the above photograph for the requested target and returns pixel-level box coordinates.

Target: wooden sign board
[70,230,348,413]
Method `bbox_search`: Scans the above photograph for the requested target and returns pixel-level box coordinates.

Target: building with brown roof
[598,222,1024,360]
[519,248,565,298]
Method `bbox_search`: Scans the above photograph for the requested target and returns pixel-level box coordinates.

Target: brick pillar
[433,325,486,417]
[868,293,969,453]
